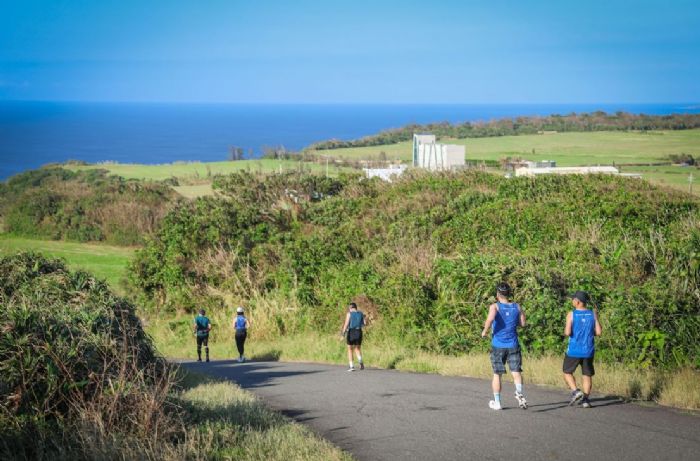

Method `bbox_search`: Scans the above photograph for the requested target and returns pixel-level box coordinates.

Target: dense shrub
[130,171,700,368]
[0,253,179,459]
[0,167,178,245]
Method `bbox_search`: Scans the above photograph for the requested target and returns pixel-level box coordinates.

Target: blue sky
[1,0,698,103]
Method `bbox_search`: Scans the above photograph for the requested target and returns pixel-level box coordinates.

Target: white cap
[236,306,244,313]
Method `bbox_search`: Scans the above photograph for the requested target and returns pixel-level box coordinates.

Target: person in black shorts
[563,291,602,408]
[193,309,212,362]
[340,302,365,371]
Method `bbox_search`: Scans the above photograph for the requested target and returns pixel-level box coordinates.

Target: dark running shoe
[581,398,592,408]
[569,390,584,406]
[360,362,365,370]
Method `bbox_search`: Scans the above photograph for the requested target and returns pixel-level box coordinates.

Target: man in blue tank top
[563,291,602,408]
[340,302,365,371]
[481,282,528,410]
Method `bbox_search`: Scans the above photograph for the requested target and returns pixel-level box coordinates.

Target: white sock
[357,355,363,363]
[349,361,354,368]
[516,383,523,394]
[494,393,501,402]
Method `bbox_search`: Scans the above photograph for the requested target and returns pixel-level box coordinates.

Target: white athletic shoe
[569,389,584,406]
[347,367,356,372]
[515,391,528,409]
[489,400,502,410]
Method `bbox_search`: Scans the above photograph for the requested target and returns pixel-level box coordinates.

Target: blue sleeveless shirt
[567,309,595,358]
[492,302,520,349]
[235,315,247,330]
[348,311,364,330]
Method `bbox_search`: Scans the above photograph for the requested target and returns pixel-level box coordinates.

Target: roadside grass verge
[173,371,352,461]
[148,322,700,412]
[0,234,134,294]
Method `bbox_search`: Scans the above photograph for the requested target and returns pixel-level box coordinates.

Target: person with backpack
[340,302,365,372]
[193,309,212,362]
[233,306,250,363]
[481,282,528,410]
[563,291,603,408]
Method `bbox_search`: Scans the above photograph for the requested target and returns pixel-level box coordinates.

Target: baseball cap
[569,291,590,304]
[236,306,245,313]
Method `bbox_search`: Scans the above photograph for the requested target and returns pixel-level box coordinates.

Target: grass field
[308,129,700,164]
[68,159,354,181]
[0,234,134,294]
[307,129,700,194]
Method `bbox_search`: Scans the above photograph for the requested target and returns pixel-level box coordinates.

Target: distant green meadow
[67,159,352,181]
[307,129,700,194]
[0,234,134,294]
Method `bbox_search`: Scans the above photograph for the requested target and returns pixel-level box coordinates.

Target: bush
[130,171,700,369]
[0,167,178,245]
[0,253,178,459]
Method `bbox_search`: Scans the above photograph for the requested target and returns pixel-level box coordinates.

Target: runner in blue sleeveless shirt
[340,302,365,371]
[233,306,250,362]
[563,291,602,408]
[481,282,528,410]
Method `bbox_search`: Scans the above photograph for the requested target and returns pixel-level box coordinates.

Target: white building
[363,164,407,182]
[514,166,620,177]
[412,133,465,171]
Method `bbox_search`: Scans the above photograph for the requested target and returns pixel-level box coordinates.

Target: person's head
[496,282,512,301]
[348,302,358,311]
[236,306,245,316]
[570,291,590,309]
[198,309,206,316]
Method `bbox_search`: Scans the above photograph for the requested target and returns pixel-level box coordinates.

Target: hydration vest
[349,311,364,330]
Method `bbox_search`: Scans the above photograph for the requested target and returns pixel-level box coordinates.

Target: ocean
[1,101,699,180]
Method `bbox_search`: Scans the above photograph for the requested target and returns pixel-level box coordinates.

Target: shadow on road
[531,395,626,413]
[185,360,323,389]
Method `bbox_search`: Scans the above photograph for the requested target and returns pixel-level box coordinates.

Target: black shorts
[196,335,209,347]
[346,329,362,346]
[563,355,595,376]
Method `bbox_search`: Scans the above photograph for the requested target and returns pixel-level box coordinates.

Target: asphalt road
[182,360,699,461]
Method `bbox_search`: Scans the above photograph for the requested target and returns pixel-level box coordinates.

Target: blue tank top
[235,315,247,330]
[492,302,520,348]
[194,315,210,337]
[567,309,595,358]
[348,311,364,330]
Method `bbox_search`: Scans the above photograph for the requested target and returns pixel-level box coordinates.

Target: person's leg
[240,331,247,359]
[582,375,592,395]
[203,336,209,362]
[354,341,364,369]
[489,348,506,409]
[235,333,244,359]
[347,345,354,369]
[196,336,203,361]
[563,355,585,405]
[563,373,578,390]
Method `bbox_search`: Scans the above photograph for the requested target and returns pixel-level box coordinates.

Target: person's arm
[519,305,526,328]
[193,318,197,334]
[341,312,350,336]
[245,318,251,329]
[481,304,498,337]
[206,319,212,333]
[564,311,573,337]
[593,309,602,336]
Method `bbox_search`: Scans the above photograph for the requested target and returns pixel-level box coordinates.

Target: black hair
[349,302,358,309]
[496,282,512,298]
[199,309,206,315]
